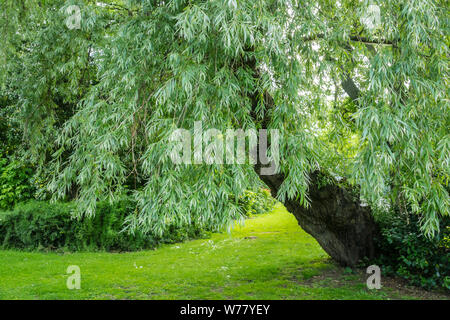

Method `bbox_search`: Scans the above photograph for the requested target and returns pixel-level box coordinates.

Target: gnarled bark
[256,168,378,266]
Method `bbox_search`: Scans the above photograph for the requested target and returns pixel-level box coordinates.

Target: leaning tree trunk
[250,87,379,266]
[243,51,379,266]
[255,167,378,266]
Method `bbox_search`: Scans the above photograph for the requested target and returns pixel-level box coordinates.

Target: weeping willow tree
[1,0,448,265]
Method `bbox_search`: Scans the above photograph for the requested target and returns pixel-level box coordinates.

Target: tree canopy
[1,0,448,239]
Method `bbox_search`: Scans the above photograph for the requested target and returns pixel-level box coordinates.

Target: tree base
[258,170,378,266]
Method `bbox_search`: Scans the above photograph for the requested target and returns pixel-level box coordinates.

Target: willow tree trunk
[243,52,379,266]
[255,167,378,266]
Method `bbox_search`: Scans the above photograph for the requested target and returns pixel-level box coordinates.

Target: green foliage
[373,213,450,290]
[239,188,277,217]
[0,157,35,210]
[0,199,207,252]
[0,0,448,240]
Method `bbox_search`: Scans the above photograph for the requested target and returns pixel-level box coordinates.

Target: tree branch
[299,33,397,48]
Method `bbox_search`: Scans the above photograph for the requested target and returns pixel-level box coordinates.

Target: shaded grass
[0,204,447,300]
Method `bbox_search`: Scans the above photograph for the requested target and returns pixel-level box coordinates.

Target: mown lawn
[0,204,447,300]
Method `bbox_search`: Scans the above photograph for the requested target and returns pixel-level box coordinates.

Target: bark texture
[256,168,378,266]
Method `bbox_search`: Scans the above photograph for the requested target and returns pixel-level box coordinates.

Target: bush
[0,199,207,252]
[239,188,277,217]
[372,213,450,290]
[0,157,35,210]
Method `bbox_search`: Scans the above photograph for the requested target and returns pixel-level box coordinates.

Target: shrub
[372,212,450,290]
[0,199,207,252]
[239,188,277,217]
[0,157,35,210]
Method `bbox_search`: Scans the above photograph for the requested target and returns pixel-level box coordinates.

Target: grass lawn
[0,204,447,300]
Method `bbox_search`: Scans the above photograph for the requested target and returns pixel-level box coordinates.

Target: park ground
[0,204,448,300]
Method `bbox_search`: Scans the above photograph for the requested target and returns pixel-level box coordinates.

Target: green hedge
[0,188,276,252]
[0,157,35,210]
[373,213,450,290]
[239,188,277,217]
[0,199,207,252]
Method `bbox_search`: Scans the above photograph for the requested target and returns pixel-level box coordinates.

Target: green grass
[0,204,445,300]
